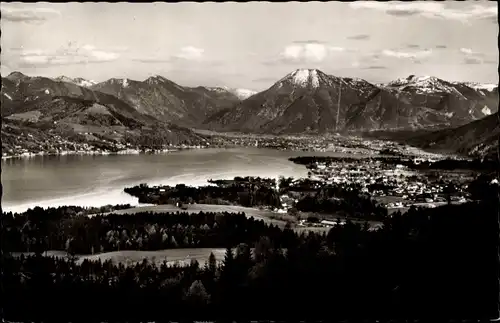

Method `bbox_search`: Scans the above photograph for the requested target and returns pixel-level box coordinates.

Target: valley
[2,69,498,160]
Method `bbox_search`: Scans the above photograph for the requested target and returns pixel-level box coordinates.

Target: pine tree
[208,252,217,274]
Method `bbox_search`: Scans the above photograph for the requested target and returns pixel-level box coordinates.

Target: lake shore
[1,147,190,160]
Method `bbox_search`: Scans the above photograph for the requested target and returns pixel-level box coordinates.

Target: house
[320,220,337,227]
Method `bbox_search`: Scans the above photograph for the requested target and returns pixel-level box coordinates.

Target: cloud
[349,2,497,23]
[132,56,170,63]
[362,66,388,70]
[459,48,474,55]
[1,5,61,24]
[292,40,327,45]
[459,47,490,65]
[11,42,121,68]
[464,57,483,65]
[133,46,205,63]
[347,34,371,40]
[382,48,432,60]
[173,46,204,61]
[458,47,485,57]
[278,42,347,64]
[483,60,498,65]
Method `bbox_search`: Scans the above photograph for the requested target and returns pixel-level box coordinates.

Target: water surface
[3,148,356,213]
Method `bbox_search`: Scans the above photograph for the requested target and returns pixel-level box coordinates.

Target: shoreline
[1,146,206,160]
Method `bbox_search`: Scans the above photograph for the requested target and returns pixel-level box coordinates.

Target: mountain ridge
[2,70,497,157]
[202,69,498,134]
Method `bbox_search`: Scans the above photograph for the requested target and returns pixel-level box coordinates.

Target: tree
[208,252,217,274]
[184,280,210,305]
[223,247,234,267]
[254,236,273,263]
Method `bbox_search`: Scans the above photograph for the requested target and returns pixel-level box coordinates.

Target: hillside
[90,76,240,126]
[381,75,498,126]
[2,71,497,150]
[1,73,208,156]
[407,112,500,159]
[203,69,460,134]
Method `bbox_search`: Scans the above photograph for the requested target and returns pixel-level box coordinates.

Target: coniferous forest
[2,179,499,321]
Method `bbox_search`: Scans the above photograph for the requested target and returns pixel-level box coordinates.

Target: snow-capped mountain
[4,70,497,136]
[206,86,257,100]
[381,75,498,125]
[457,82,498,92]
[1,72,208,151]
[385,75,464,96]
[54,76,97,88]
[90,76,240,126]
[203,68,441,134]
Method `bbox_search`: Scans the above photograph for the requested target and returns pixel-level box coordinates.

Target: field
[109,204,385,230]
[111,203,290,227]
[12,248,228,267]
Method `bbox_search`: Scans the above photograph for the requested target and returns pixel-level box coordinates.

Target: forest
[2,177,499,320]
[123,176,386,220]
[2,209,294,255]
[124,178,283,208]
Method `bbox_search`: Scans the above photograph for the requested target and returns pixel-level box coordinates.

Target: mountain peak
[286,69,324,88]
[55,75,74,82]
[6,71,28,81]
[391,75,443,86]
[385,74,461,95]
[145,75,168,85]
[55,76,96,87]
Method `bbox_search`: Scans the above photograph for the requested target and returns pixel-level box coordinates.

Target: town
[291,156,474,212]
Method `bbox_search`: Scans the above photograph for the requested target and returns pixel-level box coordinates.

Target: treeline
[2,208,296,255]
[289,156,365,166]
[208,176,277,188]
[124,181,282,208]
[124,176,389,220]
[295,183,388,220]
[2,200,498,321]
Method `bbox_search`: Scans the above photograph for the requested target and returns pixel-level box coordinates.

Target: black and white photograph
[1,1,499,321]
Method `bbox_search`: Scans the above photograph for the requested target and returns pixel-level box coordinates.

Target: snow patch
[481,106,492,116]
[146,75,167,85]
[310,70,319,88]
[44,89,50,95]
[388,75,464,95]
[54,76,96,88]
[457,81,497,92]
[233,88,257,100]
[3,92,12,100]
[289,69,321,88]
[444,112,454,118]
[292,69,311,86]
[75,78,97,87]
[122,78,129,88]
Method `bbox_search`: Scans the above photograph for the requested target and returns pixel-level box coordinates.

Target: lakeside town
[2,127,464,161]
[295,157,474,211]
[119,144,490,232]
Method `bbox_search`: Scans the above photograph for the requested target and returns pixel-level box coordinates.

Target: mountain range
[204,70,498,134]
[1,69,498,157]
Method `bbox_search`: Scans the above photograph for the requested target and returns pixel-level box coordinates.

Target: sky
[1,1,498,91]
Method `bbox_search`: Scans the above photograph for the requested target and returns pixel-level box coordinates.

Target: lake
[2,147,359,213]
